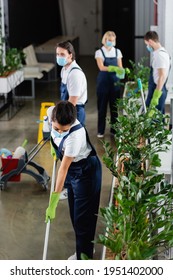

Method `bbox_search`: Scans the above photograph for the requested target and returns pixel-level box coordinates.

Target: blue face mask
[146,45,154,52]
[56,56,68,66]
[52,128,69,138]
[106,40,114,47]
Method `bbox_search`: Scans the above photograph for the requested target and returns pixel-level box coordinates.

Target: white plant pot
[0,69,24,94]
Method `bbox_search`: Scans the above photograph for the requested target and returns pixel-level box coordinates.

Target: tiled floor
[0,56,114,260]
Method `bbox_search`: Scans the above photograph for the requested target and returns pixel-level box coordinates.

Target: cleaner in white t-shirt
[95,30,125,138]
[45,101,102,260]
[144,30,171,115]
[56,41,87,127]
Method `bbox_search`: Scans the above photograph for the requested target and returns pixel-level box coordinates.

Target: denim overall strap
[98,48,119,83]
[58,123,83,157]
[84,128,96,156]
[58,123,96,158]
[51,124,82,160]
[51,123,96,160]
[60,67,82,101]
[100,48,118,67]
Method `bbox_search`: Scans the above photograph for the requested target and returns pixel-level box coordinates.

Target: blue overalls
[60,67,86,126]
[146,67,167,114]
[96,48,121,134]
[51,124,102,260]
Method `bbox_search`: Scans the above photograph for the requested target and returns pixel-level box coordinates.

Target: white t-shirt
[95,46,123,61]
[151,47,170,84]
[50,119,92,162]
[61,60,87,105]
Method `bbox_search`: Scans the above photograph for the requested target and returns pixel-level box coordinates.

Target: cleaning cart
[0,137,50,190]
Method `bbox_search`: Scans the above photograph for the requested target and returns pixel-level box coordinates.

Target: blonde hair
[102,31,116,46]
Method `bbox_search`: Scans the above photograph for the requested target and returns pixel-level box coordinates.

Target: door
[102,0,135,67]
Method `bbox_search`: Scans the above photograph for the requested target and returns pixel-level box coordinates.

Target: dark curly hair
[51,101,76,125]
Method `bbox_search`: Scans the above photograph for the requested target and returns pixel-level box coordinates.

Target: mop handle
[42,159,57,260]
[27,137,46,157]
[137,78,150,170]
[137,78,147,114]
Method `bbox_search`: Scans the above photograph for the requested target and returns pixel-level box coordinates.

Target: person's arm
[96,50,123,72]
[156,68,166,90]
[68,96,78,106]
[148,68,166,117]
[45,155,74,223]
[54,155,74,193]
[117,57,123,68]
[96,57,109,71]
[67,70,84,105]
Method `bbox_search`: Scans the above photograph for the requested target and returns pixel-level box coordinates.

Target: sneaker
[97,133,104,138]
[59,188,68,200]
[68,252,77,260]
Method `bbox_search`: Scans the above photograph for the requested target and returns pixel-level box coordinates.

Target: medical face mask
[146,45,154,52]
[56,56,68,66]
[52,128,69,138]
[106,40,114,47]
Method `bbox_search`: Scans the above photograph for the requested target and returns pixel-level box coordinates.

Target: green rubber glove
[150,89,162,107]
[148,89,162,117]
[108,65,125,79]
[45,192,60,223]
[148,109,155,118]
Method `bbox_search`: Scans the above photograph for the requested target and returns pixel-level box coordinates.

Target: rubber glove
[150,89,162,107]
[148,89,162,117]
[108,65,125,79]
[50,141,57,159]
[45,192,60,223]
[148,109,155,117]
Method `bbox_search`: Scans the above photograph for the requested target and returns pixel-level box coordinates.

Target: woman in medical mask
[45,101,102,260]
[95,31,124,138]
[56,41,87,127]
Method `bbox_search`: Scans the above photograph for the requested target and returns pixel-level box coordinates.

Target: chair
[23,44,55,80]
[23,66,43,98]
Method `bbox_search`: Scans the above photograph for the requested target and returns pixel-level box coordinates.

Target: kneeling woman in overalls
[45,101,102,260]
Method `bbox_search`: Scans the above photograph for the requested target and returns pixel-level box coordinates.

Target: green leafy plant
[0,47,25,76]
[97,94,173,260]
[0,7,25,77]
[125,57,150,92]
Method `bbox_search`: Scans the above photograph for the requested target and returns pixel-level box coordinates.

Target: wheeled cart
[0,137,50,190]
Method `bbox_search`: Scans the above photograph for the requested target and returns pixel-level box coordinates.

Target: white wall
[135,0,155,63]
[59,0,102,55]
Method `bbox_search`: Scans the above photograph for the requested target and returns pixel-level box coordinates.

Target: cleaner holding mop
[45,101,102,260]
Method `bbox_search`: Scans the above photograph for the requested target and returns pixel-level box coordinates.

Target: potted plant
[97,94,173,260]
[0,5,25,93]
[124,57,150,97]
